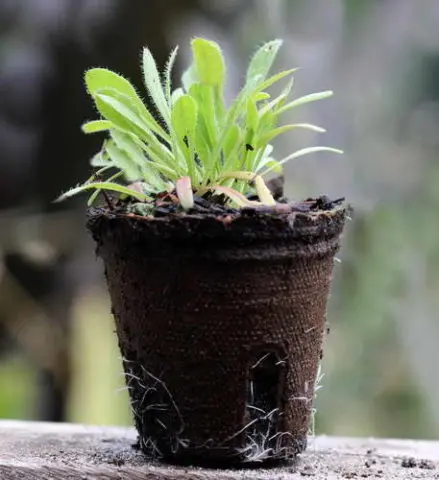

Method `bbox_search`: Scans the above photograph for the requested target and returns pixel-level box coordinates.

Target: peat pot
[87,202,348,467]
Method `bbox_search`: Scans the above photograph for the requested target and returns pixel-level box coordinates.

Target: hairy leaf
[56,181,149,203]
[164,46,179,105]
[261,146,344,176]
[82,120,112,134]
[171,94,198,177]
[191,38,225,88]
[105,139,141,181]
[181,64,198,92]
[85,68,145,113]
[277,91,333,114]
[246,39,283,84]
[258,123,326,146]
[142,47,171,125]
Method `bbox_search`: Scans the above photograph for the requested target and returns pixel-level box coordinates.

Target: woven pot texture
[87,206,347,467]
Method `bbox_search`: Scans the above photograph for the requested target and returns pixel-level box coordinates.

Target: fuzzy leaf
[260,77,295,116]
[164,46,179,105]
[191,38,225,88]
[109,131,166,191]
[171,94,198,177]
[262,146,344,175]
[181,64,198,92]
[223,124,242,158]
[82,120,112,134]
[255,92,271,102]
[189,84,216,147]
[171,94,198,143]
[171,87,184,105]
[94,93,170,152]
[142,47,171,124]
[224,74,263,129]
[90,148,111,167]
[257,123,326,147]
[85,70,168,138]
[92,94,137,131]
[259,159,283,174]
[277,91,333,114]
[246,97,259,131]
[87,171,124,206]
[56,182,149,203]
[85,68,145,113]
[246,40,283,84]
[105,139,141,181]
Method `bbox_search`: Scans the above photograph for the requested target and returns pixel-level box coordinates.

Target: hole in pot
[241,350,287,462]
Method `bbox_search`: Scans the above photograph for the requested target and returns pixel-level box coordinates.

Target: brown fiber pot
[87,204,347,467]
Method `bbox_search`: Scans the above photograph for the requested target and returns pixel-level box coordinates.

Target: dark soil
[86,188,349,468]
[112,189,345,219]
[100,175,346,220]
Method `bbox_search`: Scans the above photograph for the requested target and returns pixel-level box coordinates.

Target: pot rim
[86,201,349,244]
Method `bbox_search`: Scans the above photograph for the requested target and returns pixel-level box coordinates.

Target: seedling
[58,38,341,210]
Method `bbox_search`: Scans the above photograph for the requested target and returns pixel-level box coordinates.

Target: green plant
[58,38,342,209]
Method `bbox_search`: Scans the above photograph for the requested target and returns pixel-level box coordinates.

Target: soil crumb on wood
[2,422,439,479]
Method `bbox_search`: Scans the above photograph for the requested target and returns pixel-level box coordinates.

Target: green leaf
[261,146,344,175]
[87,171,124,206]
[257,123,326,146]
[204,74,262,182]
[189,84,216,147]
[260,77,295,116]
[56,182,149,203]
[82,120,112,134]
[142,47,171,125]
[246,40,283,84]
[255,92,271,102]
[94,93,170,152]
[181,64,198,92]
[171,94,198,178]
[171,94,198,143]
[85,69,169,138]
[277,91,333,114]
[258,158,283,174]
[109,130,168,191]
[110,130,145,166]
[164,46,179,105]
[190,121,211,175]
[171,88,184,105]
[93,93,150,142]
[105,139,141,181]
[191,38,225,88]
[224,74,263,130]
[85,68,145,113]
[223,124,242,159]
[246,97,259,131]
[257,68,297,93]
[90,149,111,167]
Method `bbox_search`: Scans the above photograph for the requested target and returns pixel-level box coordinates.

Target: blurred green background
[1,0,439,441]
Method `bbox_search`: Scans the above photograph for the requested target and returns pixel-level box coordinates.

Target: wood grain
[0,421,438,479]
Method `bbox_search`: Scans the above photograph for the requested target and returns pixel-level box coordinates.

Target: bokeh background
[1,0,438,440]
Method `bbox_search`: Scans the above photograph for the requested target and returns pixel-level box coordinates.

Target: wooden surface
[0,421,438,479]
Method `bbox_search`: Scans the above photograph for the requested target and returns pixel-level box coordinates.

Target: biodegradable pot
[87,204,347,467]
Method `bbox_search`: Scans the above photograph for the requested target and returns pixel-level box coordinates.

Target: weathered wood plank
[0,420,438,479]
